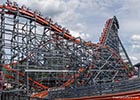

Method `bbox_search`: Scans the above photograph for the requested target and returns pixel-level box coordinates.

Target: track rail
[0,64,48,89]
[0,4,98,47]
[0,2,136,99]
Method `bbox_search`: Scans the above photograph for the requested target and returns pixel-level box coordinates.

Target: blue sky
[1,0,140,64]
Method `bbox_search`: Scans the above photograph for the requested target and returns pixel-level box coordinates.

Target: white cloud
[129,54,140,65]
[129,56,138,62]
[70,30,81,38]
[131,35,140,41]
[72,23,87,33]
[70,30,89,40]
[132,44,140,49]
[11,0,66,17]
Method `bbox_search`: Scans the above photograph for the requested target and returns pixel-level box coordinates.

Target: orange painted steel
[0,5,100,98]
[0,5,98,47]
[2,64,48,90]
[99,19,112,44]
[0,4,135,99]
[62,67,86,87]
[31,91,48,99]
[0,4,133,77]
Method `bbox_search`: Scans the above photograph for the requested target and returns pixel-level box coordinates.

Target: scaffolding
[0,1,136,99]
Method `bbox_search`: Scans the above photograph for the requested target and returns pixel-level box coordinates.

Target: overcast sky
[1,0,140,65]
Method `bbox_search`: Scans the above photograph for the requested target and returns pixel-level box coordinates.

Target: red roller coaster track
[0,1,137,100]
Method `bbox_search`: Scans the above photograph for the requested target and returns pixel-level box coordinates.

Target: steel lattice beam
[0,1,136,99]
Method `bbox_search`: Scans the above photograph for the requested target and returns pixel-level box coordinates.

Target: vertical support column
[42,26,51,67]
[0,8,5,66]
[138,67,140,77]
[0,8,5,90]
[136,65,140,77]
[10,9,21,99]
[26,18,37,95]
[20,20,29,97]
[25,20,32,96]
[11,13,20,92]
[41,26,47,67]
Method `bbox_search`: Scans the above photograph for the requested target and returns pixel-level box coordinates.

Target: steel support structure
[0,1,136,99]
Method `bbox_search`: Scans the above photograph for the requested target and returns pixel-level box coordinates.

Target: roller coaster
[0,1,140,100]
